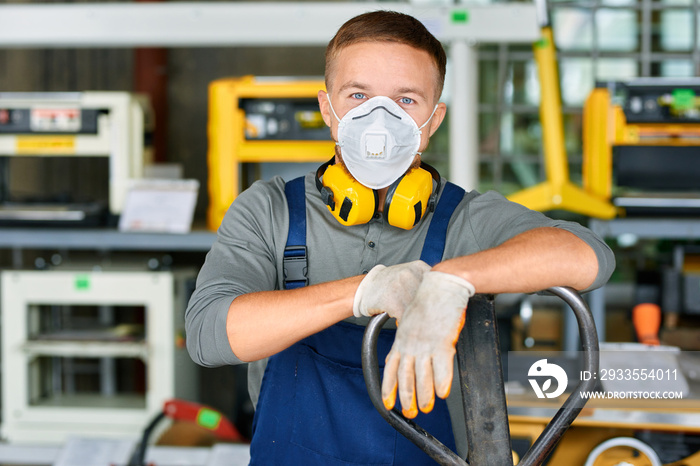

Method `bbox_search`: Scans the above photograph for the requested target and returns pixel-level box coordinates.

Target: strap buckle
[283,245,309,289]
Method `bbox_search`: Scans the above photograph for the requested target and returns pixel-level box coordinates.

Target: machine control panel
[610,81,700,123]
[0,107,102,134]
[240,98,328,141]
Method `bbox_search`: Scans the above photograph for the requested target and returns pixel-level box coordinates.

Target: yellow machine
[506,1,617,220]
[207,76,335,230]
[508,16,700,220]
[583,79,700,217]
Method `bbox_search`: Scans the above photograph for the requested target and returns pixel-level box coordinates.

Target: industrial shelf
[21,341,148,360]
[0,228,216,251]
[31,393,146,410]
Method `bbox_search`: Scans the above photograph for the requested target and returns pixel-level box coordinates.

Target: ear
[427,102,447,137]
[318,90,332,127]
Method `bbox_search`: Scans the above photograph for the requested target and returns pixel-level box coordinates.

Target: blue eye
[400,97,414,105]
[352,93,366,100]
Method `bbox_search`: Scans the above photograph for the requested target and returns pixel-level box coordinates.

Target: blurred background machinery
[0,92,153,226]
[1,268,197,443]
[583,78,700,218]
[206,76,334,230]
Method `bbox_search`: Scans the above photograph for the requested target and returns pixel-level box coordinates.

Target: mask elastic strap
[326,95,344,147]
[326,94,342,123]
[417,104,439,131]
[414,105,439,155]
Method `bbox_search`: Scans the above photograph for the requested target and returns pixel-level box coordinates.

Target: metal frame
[506,0,618,219]
[362,286,599,465]
[0,3,537,48]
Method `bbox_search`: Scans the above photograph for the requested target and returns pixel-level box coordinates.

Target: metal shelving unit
[0,228,216,252]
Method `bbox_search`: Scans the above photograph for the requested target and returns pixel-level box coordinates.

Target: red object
[163,399,244,442]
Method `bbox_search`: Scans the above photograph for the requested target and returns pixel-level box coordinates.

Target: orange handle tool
[633,303,661,346]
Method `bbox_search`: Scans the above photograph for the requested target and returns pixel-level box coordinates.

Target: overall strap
[283,176,309,289]
[283,177,465,286]
[420,182,466,266]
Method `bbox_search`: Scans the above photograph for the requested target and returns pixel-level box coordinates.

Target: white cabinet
[1,269,197,443]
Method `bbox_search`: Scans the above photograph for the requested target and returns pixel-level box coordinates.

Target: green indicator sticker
[75,275,90,291]
[197,408,221,430]
[534,38,550,49]
[451,10,469,24]
[672,88,695,111]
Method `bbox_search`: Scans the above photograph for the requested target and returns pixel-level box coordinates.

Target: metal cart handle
[361,286,600,466]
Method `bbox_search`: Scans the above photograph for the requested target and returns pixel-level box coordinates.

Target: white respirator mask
[328,95,438,189]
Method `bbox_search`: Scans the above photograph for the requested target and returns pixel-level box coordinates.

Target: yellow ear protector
[315,158,441,230]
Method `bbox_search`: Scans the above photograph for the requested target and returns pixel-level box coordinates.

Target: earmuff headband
[315,158,336,209]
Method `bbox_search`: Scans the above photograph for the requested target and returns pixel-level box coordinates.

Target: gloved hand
[381,271,475,418]
[353,260,431,320]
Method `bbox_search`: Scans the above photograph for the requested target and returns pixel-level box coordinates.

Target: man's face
[318,41,446,157]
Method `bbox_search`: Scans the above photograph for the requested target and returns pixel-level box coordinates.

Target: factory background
[1,0,700,465]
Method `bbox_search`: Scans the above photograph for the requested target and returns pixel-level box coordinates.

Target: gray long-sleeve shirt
[185,172,615,457]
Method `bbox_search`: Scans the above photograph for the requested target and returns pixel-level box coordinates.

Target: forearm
[433,227,598,294]
[226,275,363,362]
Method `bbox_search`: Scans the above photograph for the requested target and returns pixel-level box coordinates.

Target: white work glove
[381,271,475,418]
[353,260,431,320]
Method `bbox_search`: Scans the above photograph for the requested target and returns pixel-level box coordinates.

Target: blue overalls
[249,177,465,465]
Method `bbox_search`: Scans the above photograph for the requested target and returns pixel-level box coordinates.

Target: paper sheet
[118,179,199,234]
[53,437,135,466]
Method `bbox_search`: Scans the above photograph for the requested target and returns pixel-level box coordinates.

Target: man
[186,10,614,465]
